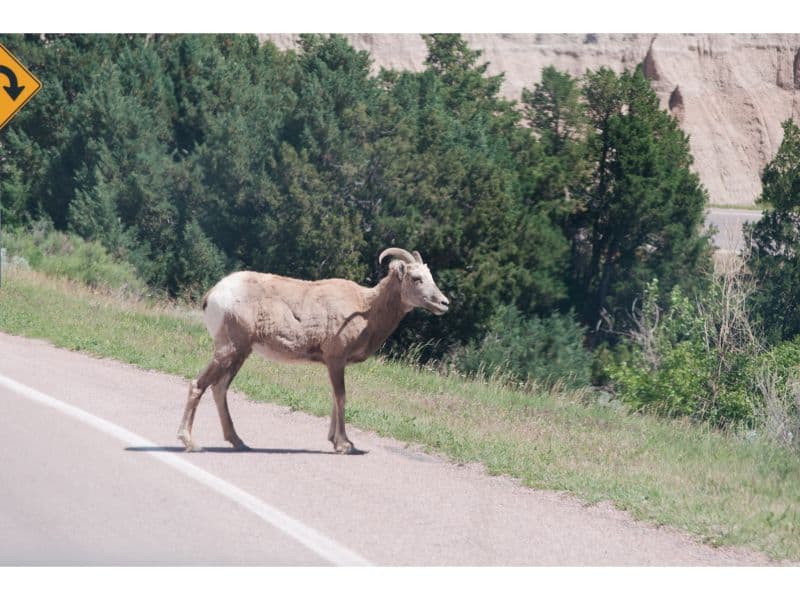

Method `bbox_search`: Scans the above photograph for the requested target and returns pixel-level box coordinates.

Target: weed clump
[3,222,147,297]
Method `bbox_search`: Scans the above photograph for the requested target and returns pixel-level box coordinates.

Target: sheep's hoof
[333,440,354,454]
[229,438,251,452]
[178,431,202,452]
[181,440,203,452]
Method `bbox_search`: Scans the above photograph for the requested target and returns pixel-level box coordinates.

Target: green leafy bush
[752,339,800,447]
[3,223,147,296]
[608,279,759,426]
[451,305,592,389]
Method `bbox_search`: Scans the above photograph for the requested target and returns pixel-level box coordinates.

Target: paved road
[705,207,763,253]
[0,332,773,565]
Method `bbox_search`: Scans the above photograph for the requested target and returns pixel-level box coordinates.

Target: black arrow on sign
[0,65,25,101]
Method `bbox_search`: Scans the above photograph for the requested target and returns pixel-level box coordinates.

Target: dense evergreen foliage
[452,305,593,389]
[747,119,800,343]
[0,33,712,365]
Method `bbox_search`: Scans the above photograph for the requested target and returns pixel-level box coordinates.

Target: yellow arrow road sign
[0,42,42,130]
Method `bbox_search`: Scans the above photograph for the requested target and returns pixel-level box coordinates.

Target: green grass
[2,268,800,561]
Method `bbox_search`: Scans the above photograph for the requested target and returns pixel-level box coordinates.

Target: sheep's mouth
[427,301,449,315]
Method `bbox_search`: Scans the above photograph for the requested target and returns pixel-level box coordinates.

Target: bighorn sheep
[177,248,450,454]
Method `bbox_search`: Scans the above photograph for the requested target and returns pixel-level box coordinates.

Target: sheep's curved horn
[379,248,416,264]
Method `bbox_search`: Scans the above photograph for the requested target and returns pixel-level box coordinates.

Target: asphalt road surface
[705,207,763,253]
[0,332,773,566]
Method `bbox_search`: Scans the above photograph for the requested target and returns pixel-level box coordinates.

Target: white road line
[0,372,372,567]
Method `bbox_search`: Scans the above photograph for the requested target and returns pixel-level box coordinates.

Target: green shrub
[752,339,800,447]
[451,305,592,389]
[757,338,800,382]
[611,339,756,425]
[608,279,759,427]
[3,223,148,296]
[168,218,226,301]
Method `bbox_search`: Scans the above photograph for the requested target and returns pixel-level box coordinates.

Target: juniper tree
[746,119,800,342]
[573,66,712,336]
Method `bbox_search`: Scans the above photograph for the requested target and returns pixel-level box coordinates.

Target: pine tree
[0,34,142,228]
[572,66,712,335]
[746,119,800,341]
[64,55,180,285]
[369,35,569,352]
[0,33,716,359]
[520,67,588,213]
[170,217,226,300]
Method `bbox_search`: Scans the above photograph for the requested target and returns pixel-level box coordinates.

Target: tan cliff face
[264,33,800,207]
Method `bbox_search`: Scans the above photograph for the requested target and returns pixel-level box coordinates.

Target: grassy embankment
[1,266,799,561]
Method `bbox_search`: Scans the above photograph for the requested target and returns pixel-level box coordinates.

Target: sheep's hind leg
[177,353,228,451]
[177,379,206,452]
[212,351,250,450]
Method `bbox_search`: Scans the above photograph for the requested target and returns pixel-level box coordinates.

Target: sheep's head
[379,248,450,315]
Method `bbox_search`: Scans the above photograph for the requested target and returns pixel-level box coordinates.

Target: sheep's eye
[412,276,423,284]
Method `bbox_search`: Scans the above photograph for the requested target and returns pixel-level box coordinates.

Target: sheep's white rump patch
[203,272,245,336]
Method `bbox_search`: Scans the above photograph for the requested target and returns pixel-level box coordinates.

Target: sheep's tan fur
[177,248,449,454]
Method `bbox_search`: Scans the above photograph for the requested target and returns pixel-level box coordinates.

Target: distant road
[705,207,763,253]
[0,332,772,565]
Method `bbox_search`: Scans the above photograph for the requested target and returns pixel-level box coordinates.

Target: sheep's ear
[394,261,406,280]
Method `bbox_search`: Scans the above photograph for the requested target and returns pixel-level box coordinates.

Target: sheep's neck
[365,274,411,346]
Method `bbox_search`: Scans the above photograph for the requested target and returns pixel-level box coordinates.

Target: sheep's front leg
[326,362,354,454]
[327,402,337,444]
